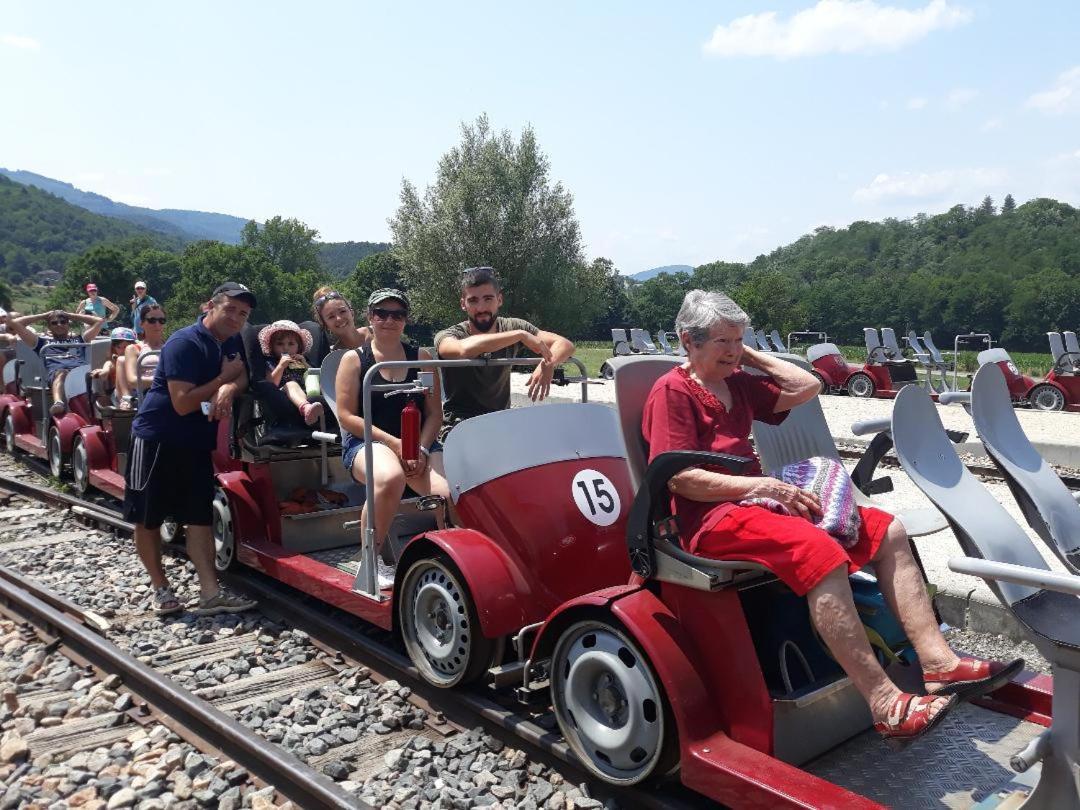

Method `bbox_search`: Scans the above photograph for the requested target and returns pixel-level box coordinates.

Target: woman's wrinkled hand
[747,477,822,519]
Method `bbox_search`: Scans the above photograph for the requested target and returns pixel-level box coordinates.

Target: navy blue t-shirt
[132,317,244,450]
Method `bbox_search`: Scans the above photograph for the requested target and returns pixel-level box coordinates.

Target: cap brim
[224,291,257,307]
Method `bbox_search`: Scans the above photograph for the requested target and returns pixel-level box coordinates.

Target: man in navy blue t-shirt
[125,282,259,617]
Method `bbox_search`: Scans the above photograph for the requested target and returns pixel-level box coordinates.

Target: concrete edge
[935,592,1025,642]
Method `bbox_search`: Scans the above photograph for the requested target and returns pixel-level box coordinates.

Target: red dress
[641,366,893,596]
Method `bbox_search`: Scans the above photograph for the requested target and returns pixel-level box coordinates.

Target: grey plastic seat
[905,331,932,364]
[611,328,633,356]
[1048,332,1073,374]
[769,330,787,353]
[319,350,346,421]
[880,328,908,361]
[892,382,1080,810]
[742,328,757,349]
[921,332,950,369]
[972,363,1080,572]
[805,342,843,364]
[654,331,685,357]
[754,329,773,352]
[629,328,659,354]
[1065,331,1080,364]
[863,328,888,364]
[609,355,681,488]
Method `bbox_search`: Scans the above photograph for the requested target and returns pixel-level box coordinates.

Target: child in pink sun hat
[258,320,324,425]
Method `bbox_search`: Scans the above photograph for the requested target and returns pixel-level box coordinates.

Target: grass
[10,283,54,316]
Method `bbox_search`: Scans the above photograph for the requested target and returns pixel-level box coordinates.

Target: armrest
[948,557,1080,598]
[939,392,971,406]
[852,418,891,437]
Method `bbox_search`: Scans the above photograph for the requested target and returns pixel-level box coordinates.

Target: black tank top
[355,342,425,439]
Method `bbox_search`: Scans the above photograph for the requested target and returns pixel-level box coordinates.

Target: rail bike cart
[521,356,1061,808]
[976,348,1039,408]
[654,331,686,357]
[905,330,953,394]
[602,329,664,378]
[0,339,98,477]
[1025,331,1080,412]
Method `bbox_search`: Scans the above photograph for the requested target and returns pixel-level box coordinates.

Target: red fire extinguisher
[400,398,420,461]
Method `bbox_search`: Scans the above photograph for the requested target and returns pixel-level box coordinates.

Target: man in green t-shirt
[434,266,574,439]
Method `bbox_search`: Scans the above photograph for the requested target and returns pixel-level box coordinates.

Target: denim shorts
[342,436,444,473]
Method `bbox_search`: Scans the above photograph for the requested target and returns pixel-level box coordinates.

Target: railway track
[0,459,713,810]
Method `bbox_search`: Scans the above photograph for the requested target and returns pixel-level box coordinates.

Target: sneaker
[153,586,182,616]
[49,401,66,417]
[377,559,396,590]
[194,591,257,616]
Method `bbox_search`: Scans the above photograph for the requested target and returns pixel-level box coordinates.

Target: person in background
[91,327,137,408]
[434,266,574,439]
[80,283,120,324]
[258,320,324,425]
[125,282,257,616]
[310,286,371,360]
[130,281,158,336]
[118,303,168,409]
[0,309,17,378]
[6,309,105,415]
[335,289,447,589]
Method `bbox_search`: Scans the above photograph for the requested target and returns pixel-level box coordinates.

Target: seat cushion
[1013,589,1080,651]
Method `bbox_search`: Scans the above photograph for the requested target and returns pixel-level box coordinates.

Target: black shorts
[123,436,214,530]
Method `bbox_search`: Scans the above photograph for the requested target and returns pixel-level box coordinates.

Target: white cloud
[906,96,928,110]
[853,167,1007,203]
[1,33,40,50]
[946,87,978,108]
[142,167,173,178]
[980,117,1003,132]
[77,173,106,185]
[1027,66,1080,115]
[702,0,972,59]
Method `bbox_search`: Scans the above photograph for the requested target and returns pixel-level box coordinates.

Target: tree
[1002,194,1017,215]
[390,115,588,332]
[339,251,406,310]
[241,217,322,278]
[628,272,691,331]
[0,277,11,310]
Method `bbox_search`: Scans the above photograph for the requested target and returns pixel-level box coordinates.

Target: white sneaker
[377,559,396,590]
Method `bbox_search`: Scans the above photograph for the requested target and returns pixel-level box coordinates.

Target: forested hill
[629,197,1080,350]
[0,174,178,281]
[318,240,392,277]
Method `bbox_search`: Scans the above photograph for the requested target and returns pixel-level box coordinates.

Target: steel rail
[0,564,365,810]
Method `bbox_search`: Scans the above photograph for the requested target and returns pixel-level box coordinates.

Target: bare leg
[134,524,168,589]
[871,519,961,678]
[351,443,406,554]
[50,371,68,410]
[282,380,308,411]
[183,524,221,601]
[403,452,451,499]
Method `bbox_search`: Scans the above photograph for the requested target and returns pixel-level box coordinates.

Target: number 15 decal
[571,469,621,527]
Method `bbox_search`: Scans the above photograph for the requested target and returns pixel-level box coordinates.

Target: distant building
[33,270,61,286]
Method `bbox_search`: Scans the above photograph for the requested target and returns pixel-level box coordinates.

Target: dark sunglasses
[143,317,167,324]
[49,319,69,326]
[370,307,407,322]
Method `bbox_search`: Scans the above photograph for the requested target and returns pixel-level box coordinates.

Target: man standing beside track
[125,282,258,616]
[434,266,574,439]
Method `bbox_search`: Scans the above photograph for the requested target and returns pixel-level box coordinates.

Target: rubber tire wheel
[551,619,679,787]
[399,553,498,688]
[847,372,876,398]
[160,520,184,545]
[212,488,237,572]
[600,362,614,381]
[71,435,90,497]
[2,413,16,455]
[1029,383,1066,412]
[811,371,828,394]
[48,427,66,479]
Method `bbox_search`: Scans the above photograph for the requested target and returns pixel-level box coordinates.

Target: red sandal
[924,656,1024,702]
[874,692,957,751]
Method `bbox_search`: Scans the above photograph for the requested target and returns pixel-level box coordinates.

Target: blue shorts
[342,435,444,474]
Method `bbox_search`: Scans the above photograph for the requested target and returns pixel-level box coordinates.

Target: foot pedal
[515,679,550,707]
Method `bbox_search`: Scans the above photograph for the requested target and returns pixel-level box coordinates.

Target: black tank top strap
[356,342,422,435]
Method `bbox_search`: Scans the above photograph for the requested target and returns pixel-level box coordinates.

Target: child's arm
[267,355,288,387]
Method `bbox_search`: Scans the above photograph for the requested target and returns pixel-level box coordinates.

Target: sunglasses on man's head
[370,307,407,322]
[49,319,69,326]
[143,317,167,324]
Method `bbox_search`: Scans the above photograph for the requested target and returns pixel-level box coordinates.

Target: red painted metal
[974,670,1053,727]
[811,353,860,389]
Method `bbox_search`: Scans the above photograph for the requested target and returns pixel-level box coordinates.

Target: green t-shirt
[434,316,540,423]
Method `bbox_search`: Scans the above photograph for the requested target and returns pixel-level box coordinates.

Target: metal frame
[953,332,993,391]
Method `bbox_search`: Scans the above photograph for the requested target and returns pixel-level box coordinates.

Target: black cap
[212,281,257,308]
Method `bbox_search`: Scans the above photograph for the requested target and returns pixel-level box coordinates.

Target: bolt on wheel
[71,436,90,496]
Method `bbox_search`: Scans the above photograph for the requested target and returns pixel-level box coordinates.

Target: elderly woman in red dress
[643,290,1022,747]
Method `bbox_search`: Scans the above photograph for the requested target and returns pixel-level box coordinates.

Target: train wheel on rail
[2,413,16,455]
[551,619,678,786]
[846,372,876,398]
[811,371,828,395]
[71,435,90,497]
[399,554,498,687]
[1029,383,1065,412]
[212,488,237,572]
[160,519,184,545]
[47,427,65,478]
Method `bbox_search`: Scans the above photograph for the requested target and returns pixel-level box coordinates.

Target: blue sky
[2,1,1079,275]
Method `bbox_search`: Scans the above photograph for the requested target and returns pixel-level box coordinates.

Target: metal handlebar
[851,418,891,437]
[133,350,162,410]
[938,392,971,406]
[948,556,1080,597]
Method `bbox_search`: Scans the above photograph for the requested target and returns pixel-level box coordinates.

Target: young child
[258,320,324,426]
[91,327,137,408]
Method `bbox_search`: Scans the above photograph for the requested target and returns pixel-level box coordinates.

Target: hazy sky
[3,1,1079,274]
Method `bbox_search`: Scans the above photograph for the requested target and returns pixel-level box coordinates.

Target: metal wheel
[212,488,237,572]
[48,427,65,478]
[2,413,16,455]
[71,435,90,497]
[811,371,828,394]
[551,619,677,786]
[160,520,183,545]
[1029,383,1066,412]
[846,372,875,398]
[399,554,497,688]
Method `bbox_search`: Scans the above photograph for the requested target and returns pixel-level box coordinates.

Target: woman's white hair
[675,290,749,346]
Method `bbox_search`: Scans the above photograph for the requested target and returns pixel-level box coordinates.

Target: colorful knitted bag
[742,456,861,547]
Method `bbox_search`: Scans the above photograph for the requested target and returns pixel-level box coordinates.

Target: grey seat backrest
[881,327,905,360]
[15,340,46,386]
[922,332,947,365]
[653,331,674,354]
[863,328,886,363]
[905,331,931,363]
[972,363,1080,562]
[89,338,111,372]
[977,347,1011,367]
[805,342,842,363]
[610,355,681,488]
[319,349,347,420]
[891,384,1047,606]
[629,329,658,353]
[63,365,90,401]
[752,362,841,472]
[754,329,772,351]
[1048,332,1071,373]
[1065,330,1080,358]
[443,403,625,503]
[2,361,14,387]
[769,330,786,353]
[611,328,629,348]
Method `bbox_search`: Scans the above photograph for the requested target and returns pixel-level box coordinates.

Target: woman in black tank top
[334,289,448,588]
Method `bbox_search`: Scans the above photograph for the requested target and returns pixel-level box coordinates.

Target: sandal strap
[925,656,989,684]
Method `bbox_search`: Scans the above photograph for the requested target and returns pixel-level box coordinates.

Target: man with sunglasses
[7,308,105,415]
[434,266,574,439]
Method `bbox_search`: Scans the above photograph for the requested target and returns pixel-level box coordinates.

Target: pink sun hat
[257,320,314,357]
